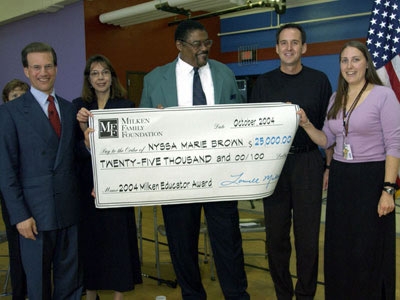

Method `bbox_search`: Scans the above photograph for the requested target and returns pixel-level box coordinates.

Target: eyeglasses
[89,69,111,78]
[28,64,55,72]
[179,39,213,50]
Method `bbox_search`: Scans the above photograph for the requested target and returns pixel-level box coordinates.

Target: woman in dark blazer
[73,55,142,300]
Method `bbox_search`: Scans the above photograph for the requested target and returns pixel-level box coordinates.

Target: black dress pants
[162,201,250,300]
[263,149,324,300]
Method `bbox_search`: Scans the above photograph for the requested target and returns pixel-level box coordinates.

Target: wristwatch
[383,186,396,196]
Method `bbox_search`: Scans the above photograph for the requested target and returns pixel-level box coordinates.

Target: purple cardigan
[323,84,400,163]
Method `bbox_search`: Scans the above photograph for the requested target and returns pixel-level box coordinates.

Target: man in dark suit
[0,42,83,299]
[140,20,250,300]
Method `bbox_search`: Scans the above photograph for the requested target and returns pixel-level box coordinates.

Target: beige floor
[0,201,399,299]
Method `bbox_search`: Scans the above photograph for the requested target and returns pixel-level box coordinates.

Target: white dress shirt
[176,56,215,107]
[30,86,60,119]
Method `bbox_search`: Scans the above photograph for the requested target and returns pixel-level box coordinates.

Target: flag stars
[368,0,399,69]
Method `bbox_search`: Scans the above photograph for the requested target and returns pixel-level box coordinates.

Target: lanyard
[342,81,368,137]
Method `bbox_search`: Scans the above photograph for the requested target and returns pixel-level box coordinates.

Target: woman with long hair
[73,55,142,300]
[298,40,400,299]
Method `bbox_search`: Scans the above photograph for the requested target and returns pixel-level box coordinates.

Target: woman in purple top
[298,40,400,300]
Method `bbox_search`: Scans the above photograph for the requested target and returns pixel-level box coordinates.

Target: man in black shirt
[250,23,332,299]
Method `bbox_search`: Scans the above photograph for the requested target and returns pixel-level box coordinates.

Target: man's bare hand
[16,217,38,240]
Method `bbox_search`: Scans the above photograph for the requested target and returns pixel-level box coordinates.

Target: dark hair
[2,79,29,102]
[175,19,207,41]
[81,54,126,103]
[276,23,306,44]
[21,42,57,68]
[327,40,383,119]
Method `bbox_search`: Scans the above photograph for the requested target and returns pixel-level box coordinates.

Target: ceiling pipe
[217,11,371,36]
[99,0,285,27]
[167,0,286,26]
[99,0,198,25]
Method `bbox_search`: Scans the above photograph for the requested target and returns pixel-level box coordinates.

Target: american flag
[366,0,400,101]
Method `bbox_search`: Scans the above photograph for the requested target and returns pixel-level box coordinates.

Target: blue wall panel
[229,54,340,91]
[221,0,372,52]
[221,14,370,52]
[222,0,374,85]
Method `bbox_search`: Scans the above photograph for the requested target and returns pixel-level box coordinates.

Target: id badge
[343,143,353,160]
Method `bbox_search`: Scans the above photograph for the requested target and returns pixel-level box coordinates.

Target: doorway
[126,71,146,108]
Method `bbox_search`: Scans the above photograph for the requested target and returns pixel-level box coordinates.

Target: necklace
[342,81,368,137]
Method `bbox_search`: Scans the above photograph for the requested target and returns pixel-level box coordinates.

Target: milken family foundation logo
[98,119,119,138]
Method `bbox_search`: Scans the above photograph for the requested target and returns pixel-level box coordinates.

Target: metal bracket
[155,3,191,17]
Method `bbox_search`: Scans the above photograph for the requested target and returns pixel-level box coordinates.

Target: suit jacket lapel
[53,96,73,169]
[209,61,224,105]
[160,60,179,106]
[22,92,59,145]
[21,92,64,169]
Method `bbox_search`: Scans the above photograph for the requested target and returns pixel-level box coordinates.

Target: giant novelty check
[89,103,299,208]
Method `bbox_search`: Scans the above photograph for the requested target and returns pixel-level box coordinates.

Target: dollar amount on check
[89,103,299,208]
